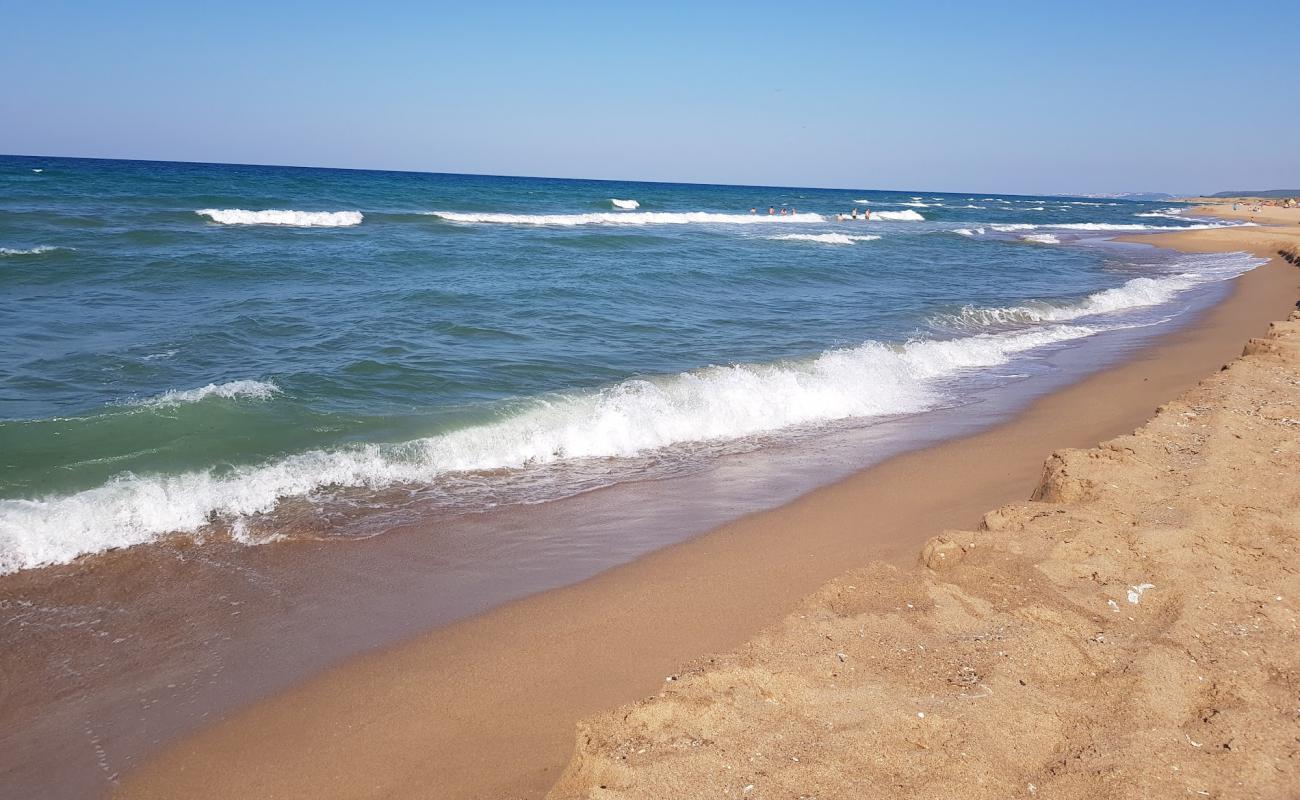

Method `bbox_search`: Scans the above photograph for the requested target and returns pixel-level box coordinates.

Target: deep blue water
[0,154,1256,572]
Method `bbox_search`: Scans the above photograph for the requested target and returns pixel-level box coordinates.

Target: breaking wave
[0,322,1114,573]
[0,246,71,256]
[936,252,1261,331]
[1020,233,1061,244]
[767,233,882,245]
[196,209,364,227]
[610,198,640,210]
[866,210,925,222]
[132,380,281,407]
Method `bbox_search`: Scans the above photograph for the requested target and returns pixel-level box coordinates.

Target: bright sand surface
[109,220,1300,798]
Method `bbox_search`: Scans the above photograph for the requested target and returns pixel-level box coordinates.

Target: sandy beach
[107,217,1300,798]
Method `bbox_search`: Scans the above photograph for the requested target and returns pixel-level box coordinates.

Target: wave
[768,233,882,245]
[427,211,826,226]
[866,210,925,222]
[953,227,986,236]
[610,199,640,210]
[937,252,1261,331]
[132,380,281,407]
[196,209,364,227]
[1135,208,1186,220]
[0,245,71,257]
[991,224,1036,232]
[0,322,1115,574]
[1019,233,1061,244]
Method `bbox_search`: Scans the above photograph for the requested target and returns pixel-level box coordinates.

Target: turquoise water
[0,155,1257,572]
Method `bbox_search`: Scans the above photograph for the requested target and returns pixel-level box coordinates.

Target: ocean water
[0,155,1258,574]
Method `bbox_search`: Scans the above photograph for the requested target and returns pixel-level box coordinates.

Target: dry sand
[1185,200,1300,227]
[115,222,1300,800]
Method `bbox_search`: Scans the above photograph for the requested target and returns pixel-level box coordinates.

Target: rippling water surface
[0,155,1256,572]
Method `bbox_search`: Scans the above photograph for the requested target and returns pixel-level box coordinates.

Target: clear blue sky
[3,0,1297,194]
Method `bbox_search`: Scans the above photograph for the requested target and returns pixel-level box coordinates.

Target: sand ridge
[548,310,1300,795]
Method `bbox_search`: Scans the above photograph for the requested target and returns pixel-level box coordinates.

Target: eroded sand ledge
[549,315,1300,798]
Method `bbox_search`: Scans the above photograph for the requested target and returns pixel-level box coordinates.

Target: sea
[0,154,1259,575]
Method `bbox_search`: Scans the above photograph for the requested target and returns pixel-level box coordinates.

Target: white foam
[940,252,1262,330]
[991,224,1037,232]
[428,210,826,226]
[0,245,70,256]
[1135,207,1186,220]
[133,380,281,407]
[866,210,925,222]
[953,228,986,236]
[32,168,44,173]
[1020,233,1061,244]
[610,198,640,210]
[196,209,364,227]
[0,324,1111,574]
[768,233,882,245]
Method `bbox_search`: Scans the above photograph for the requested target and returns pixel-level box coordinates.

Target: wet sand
[106,221,1300,799]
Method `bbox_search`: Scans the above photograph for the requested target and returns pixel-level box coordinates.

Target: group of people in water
[746,205,873,220]
[836,207,872,222]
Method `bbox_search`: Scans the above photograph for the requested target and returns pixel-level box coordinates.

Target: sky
[2,0,1298,195]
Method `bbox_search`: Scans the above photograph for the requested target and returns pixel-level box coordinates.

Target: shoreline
[111,220,1300,799]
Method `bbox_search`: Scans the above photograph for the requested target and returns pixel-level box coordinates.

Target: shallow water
[0,155,1257,572]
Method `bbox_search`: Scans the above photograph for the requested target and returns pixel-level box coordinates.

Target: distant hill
[1208,189,1300,198]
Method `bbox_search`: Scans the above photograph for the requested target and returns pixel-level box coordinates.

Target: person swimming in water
[750,207,757,214]
[864,208,871,220]
[769,206,775,215]
[851,207,859,220]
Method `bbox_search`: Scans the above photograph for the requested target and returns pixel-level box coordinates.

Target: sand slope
[550,310,1300,800]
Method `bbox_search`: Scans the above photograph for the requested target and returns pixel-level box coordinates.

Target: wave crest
[0,324,1108,574]
[767,233,882,245]
[865,210,925,222]
[0,246,71,256]
[196,209,364,227]
[134,380,281,407]
[610,198,640,210]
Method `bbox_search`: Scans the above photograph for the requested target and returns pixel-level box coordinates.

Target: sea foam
[196,209,364,227]
[939,252,1262,330]
[0,245,71,256]
[768,233,882,245]
[610,198,640,210]
[866,210,925,222]
[133,380,281,407]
